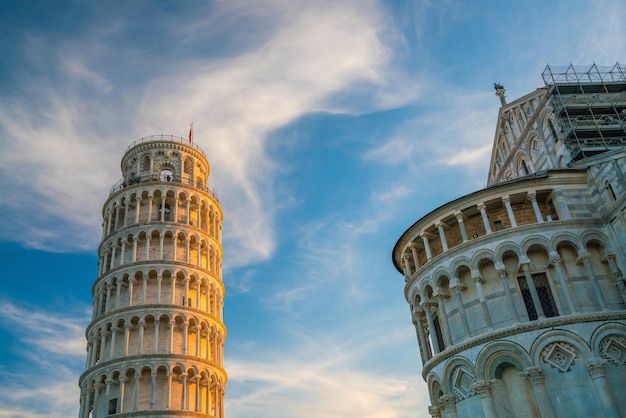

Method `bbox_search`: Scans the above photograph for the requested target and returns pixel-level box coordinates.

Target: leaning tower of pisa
[78,135,226,418]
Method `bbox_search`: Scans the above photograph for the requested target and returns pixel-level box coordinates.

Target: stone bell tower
[78,135,226,417]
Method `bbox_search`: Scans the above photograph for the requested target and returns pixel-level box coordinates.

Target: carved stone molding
[421,313,626,378]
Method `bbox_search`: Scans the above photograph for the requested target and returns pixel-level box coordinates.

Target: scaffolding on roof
[542,63,626,85]
[541,63,626,161]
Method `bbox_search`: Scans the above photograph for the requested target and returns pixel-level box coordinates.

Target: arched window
[159,203,171,221]
[606,181,617,200]
[160,169,173,182]
[519,159,530,176]
[517,272,559,320]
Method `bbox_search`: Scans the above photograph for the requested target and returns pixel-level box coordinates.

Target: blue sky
[0,1,624,417]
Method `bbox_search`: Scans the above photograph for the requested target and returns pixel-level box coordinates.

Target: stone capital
[450,277,466,292]
[522,366,546,385]
[428,405,442,418]
[527,190,537,201]
[586,357,607,379]
[471,379,492,397]
[439,394,457,412]
[454,211,465,221]
[501,195,511,203]
[477,202,487,211]
[420,300,435,310]
[433,290,450,300]
[577,252,591,264]
[549,251,561,265]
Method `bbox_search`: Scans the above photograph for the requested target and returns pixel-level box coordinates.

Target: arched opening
[496,363,536,418]
[160,169,173,182]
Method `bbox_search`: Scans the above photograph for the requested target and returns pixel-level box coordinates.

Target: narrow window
[607,182,617,200]
[108,398,118,414]
[534,273,559,317]
[517,275,538,320]
[433,315,445,351]
[521,160,530,175]
[494,220,504,231]
[517,273,559,320]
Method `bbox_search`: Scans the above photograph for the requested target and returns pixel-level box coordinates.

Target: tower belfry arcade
[78,135,226,417]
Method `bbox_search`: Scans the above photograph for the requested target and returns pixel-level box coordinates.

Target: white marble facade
[393,65,626,418]
[78,135,226,418]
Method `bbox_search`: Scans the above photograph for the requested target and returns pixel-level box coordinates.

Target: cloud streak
[0,0,418,268]
[226,317,429,418]
[0,297,90,418]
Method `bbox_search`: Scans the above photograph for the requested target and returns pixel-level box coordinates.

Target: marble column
[579,253,607,310]
[528,191,544,223]
[433,290,453,347]
[403,255,412,277]
[118,376,127,414]
[410,244,421,271]
[422,302,440,354]
[421,233,433,260]
[502,195,517,227]
[472,270,493,329]
[586,357,620,418]
[439,394,458,418]
[472,380,497,418]
[522,367,555,418]
[606,254,626,303]
[549,253,578,313]
[477,202,492,234]
[413,310,431,362]
[454,211,468,242]
[150,372,157,409]
[451,280,471,338]
[93,383,102,418]
[435,221,449,252]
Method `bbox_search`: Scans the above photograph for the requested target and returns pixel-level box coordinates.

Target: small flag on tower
[189,122,194,144]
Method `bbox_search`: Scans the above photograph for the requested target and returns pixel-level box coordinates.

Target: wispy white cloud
[226,318,429,418]
[0,0,418,268]
[364,89,496,184]
[0,297,90,418]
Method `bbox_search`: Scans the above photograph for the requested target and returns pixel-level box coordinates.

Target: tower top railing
[542,62,626,85]
[109,173,219,200]
[126,134,206,155]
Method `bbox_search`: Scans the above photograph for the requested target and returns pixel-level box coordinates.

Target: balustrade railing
[110,173,218,201]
